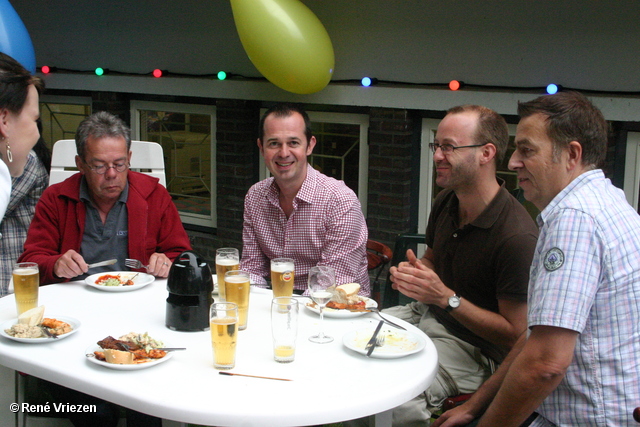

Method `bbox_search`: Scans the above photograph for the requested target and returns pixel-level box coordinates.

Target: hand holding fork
[125,254,172,278]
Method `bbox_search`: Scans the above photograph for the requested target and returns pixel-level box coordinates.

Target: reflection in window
[39,97,92,150]
[132,101,216,228]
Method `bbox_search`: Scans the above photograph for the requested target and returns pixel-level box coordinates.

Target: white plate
[342,326,426,359]
[0,316,81,343]
[85,343,174,370]
[85,272,154,292]
[304,297,378,318]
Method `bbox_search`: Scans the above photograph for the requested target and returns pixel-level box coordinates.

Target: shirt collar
[537,169,602,226]
[448,178,509,230]
[266,164,317,205]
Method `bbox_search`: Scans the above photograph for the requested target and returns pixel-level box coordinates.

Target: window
[624,131,640,212]
[131,101,217,228]
[259,111,369,216]
[39,95,92,150]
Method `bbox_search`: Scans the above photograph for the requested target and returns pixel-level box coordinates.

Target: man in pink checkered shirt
[240,103,369,295]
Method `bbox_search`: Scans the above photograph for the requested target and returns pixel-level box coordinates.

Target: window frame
[130,100,217,228]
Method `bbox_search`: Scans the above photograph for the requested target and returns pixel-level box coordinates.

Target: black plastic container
[165,251,213,331]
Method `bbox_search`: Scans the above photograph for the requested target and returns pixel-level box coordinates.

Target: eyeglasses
[83,159,129,175]
[428,142,488,154]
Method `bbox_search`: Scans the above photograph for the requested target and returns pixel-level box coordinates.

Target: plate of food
[342,326,426,359]
[85,272,154,292]
[304,283,377,318]
[0,306,80,343]
[85,332,173,370]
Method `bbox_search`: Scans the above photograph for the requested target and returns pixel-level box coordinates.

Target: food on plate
[95,274,136,287]
[18,305,45,326]
[93,333,167,364]
[327,283,367,310]
[4,306,73,338]
[306,283,369,311]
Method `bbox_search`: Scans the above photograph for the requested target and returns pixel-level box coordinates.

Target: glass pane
[138,110,212,219]
[39,103,91,149]
[309,122,360,194]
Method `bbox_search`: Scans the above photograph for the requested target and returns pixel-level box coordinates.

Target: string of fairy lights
[39,65,629,96]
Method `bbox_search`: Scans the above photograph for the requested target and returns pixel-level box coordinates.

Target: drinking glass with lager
[210,302,238,370]
[12,262,39,315]
[224,270,251,330]
[215,248,239,301]
[271,297,299,363]
[270,258,294,298]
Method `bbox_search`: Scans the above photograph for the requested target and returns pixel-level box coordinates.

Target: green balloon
[231,0,335,94]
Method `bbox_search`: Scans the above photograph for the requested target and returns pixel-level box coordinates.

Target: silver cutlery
[40,326,58,339]
[350,306,407,330]
[87,259,117,269]
[365,320,384,357]
[124,258,146,270]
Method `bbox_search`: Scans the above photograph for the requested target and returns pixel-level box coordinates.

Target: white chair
[49,139,166,187]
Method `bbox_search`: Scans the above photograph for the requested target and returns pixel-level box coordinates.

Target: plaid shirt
[241,165,370,295]
[529,170,640,427]
[0,152,48,295]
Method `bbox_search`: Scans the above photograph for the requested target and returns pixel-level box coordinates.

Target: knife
[87,259,117,269]
[365,320,384,357]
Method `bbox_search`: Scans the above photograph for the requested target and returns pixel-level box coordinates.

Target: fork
[361,307,407,330]
[125,259,147,270]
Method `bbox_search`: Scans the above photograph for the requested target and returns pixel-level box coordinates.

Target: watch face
[449,295,461,308]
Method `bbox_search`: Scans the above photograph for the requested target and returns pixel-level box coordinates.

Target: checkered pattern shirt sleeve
[0,152,49,295]
[241,166,370,295]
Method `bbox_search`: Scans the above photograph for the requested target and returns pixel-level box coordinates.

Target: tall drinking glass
[216,248,239,301]
[210,302,238,370]
[307,266,335,344]
[224,270,251,330]
[13,262,39,315]
[271,297,299,363]
[270,258,295,298]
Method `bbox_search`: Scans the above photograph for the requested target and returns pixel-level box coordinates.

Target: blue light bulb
[546,84,559,95]
[361,77,372,87]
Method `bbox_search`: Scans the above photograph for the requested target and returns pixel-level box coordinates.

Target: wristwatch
[445,294,461,312]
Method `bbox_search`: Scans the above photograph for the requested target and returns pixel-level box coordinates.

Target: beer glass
[224,270,251,330]
[271,297,299,363]
[215,248,239,301]
[210,302,239,370]
[12,262,39,315]
[270,258,295,298]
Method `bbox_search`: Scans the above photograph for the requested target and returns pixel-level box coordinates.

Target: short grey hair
[75,111,131,160]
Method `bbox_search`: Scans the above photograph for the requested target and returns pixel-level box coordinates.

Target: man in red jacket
[19,111,191,285]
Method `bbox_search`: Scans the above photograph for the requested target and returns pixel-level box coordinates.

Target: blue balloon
[0,0,36,74]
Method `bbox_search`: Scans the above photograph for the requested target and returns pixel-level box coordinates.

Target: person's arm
[19,189,70,284]
[318,196,369,293]
[432,331,527,427]
[477,326,577,427]
[239,192,269,286]
[391,249,526,347]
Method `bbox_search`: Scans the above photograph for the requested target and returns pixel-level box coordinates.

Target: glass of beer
[224,270,251,330]
[215,248,239,301]
[210,302,238,370]
[13,262,39,315]
[270,258,295,298]
[271,297,299,363]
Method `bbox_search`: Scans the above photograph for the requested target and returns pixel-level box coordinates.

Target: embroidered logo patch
[544,248,564,271]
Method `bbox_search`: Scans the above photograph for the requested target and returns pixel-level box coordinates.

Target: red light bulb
[41,65,51,74]
[152,69,163,78]
[449,80,461,91]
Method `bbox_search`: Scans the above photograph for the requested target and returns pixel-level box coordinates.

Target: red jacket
[19,171,192,284]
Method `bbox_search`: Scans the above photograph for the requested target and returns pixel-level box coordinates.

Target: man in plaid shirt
[240,103,369,295]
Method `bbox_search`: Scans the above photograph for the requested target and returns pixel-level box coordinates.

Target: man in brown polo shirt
[381,105,538,426]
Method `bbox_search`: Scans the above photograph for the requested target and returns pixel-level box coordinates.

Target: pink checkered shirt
[241,165,370,295]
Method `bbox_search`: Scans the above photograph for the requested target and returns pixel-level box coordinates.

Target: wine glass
[307,266,335,344]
